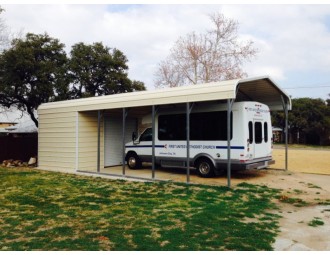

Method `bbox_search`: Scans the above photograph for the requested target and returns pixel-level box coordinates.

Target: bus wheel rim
[199,162,210,174]
[128,157,136,168]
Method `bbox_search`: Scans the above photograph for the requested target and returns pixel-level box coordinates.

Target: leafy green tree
[69,42,145,99]
[0,35,146,127]
[272,97,330,145]
[0,33,69,127]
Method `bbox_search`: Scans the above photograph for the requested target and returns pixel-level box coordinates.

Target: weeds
[317,200,330,205]
[308,218,325,227]
[307,183,322,189]
[276,195,309,207]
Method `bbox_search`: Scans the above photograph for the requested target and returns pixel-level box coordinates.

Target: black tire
[126,153,142,169]
[196,158,215,178]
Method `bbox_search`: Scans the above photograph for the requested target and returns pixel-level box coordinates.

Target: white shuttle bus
[125,101,275,177]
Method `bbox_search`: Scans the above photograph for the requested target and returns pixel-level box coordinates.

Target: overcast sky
[2,3,330,100]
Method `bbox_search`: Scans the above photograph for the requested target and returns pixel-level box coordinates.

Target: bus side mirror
[132,131,137,142]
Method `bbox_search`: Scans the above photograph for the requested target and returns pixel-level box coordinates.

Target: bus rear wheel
[196,158,215,178]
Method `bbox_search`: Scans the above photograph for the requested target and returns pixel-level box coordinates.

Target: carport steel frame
[84,76,291,188]
[94,100,235,186]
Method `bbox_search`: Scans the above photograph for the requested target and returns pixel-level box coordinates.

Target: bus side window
[248,121,253,143]
[264,122,268,143]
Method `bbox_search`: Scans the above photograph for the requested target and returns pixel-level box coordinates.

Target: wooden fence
[0,135,38,162]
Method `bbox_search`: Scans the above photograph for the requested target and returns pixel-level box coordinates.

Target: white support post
[186,102,190,184]
[97,110,101,173]
[75,112,79,171]
[122,108,127,176]
[284,102,289,171]
[227,99,233,189]
[152,105,156,180]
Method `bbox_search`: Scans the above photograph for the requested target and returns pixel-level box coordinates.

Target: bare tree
[0,7,10,51]
[154,13,258,88]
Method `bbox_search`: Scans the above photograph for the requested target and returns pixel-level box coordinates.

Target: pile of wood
[2,157,37,167]
[2,159,26,167]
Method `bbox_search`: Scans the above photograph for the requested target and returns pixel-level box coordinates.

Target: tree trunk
[26,106,38,128]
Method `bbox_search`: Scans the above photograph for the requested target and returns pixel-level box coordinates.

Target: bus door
[253,121,265,158]
[136,128,153,160]
[249,120,269,159]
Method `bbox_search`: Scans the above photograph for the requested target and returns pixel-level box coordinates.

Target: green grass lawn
[0,167,281,251]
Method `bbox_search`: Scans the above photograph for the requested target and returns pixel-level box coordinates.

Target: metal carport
[38,75,291,188]
[91,76,291,188]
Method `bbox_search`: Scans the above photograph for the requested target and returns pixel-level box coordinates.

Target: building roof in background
[0,107,37,133]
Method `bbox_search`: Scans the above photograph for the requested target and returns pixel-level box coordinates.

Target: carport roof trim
[38,75,291,112]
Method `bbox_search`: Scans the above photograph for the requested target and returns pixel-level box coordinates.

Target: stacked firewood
[2,157,37,167]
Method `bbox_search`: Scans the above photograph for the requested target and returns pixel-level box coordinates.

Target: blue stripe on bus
[125,145,164,148]
[125,145,244,149]
[216,146,245,150]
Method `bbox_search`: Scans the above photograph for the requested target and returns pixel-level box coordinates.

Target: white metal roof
[0,107,38,133]
[38,76,291,113]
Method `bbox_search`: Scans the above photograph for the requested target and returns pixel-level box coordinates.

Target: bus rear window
[264,122,268,143]
[248,121,253,143]
[255,122,262,144]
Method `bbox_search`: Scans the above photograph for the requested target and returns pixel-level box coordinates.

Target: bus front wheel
[126,153,142,169]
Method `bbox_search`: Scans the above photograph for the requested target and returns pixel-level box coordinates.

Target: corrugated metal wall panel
[104,116,136,167]
[38,110,76,172]
[77,111,104,172]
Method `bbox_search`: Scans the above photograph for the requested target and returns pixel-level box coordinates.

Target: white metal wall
[104,116,136,167]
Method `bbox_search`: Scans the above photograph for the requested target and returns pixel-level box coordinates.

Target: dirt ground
[187,146,330,251]
[272,146,330,175]
[269,148,330,251]
[219,147,330,251]
[232,169,330,251]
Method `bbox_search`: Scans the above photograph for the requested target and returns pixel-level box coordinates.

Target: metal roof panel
[38,76,290,114]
